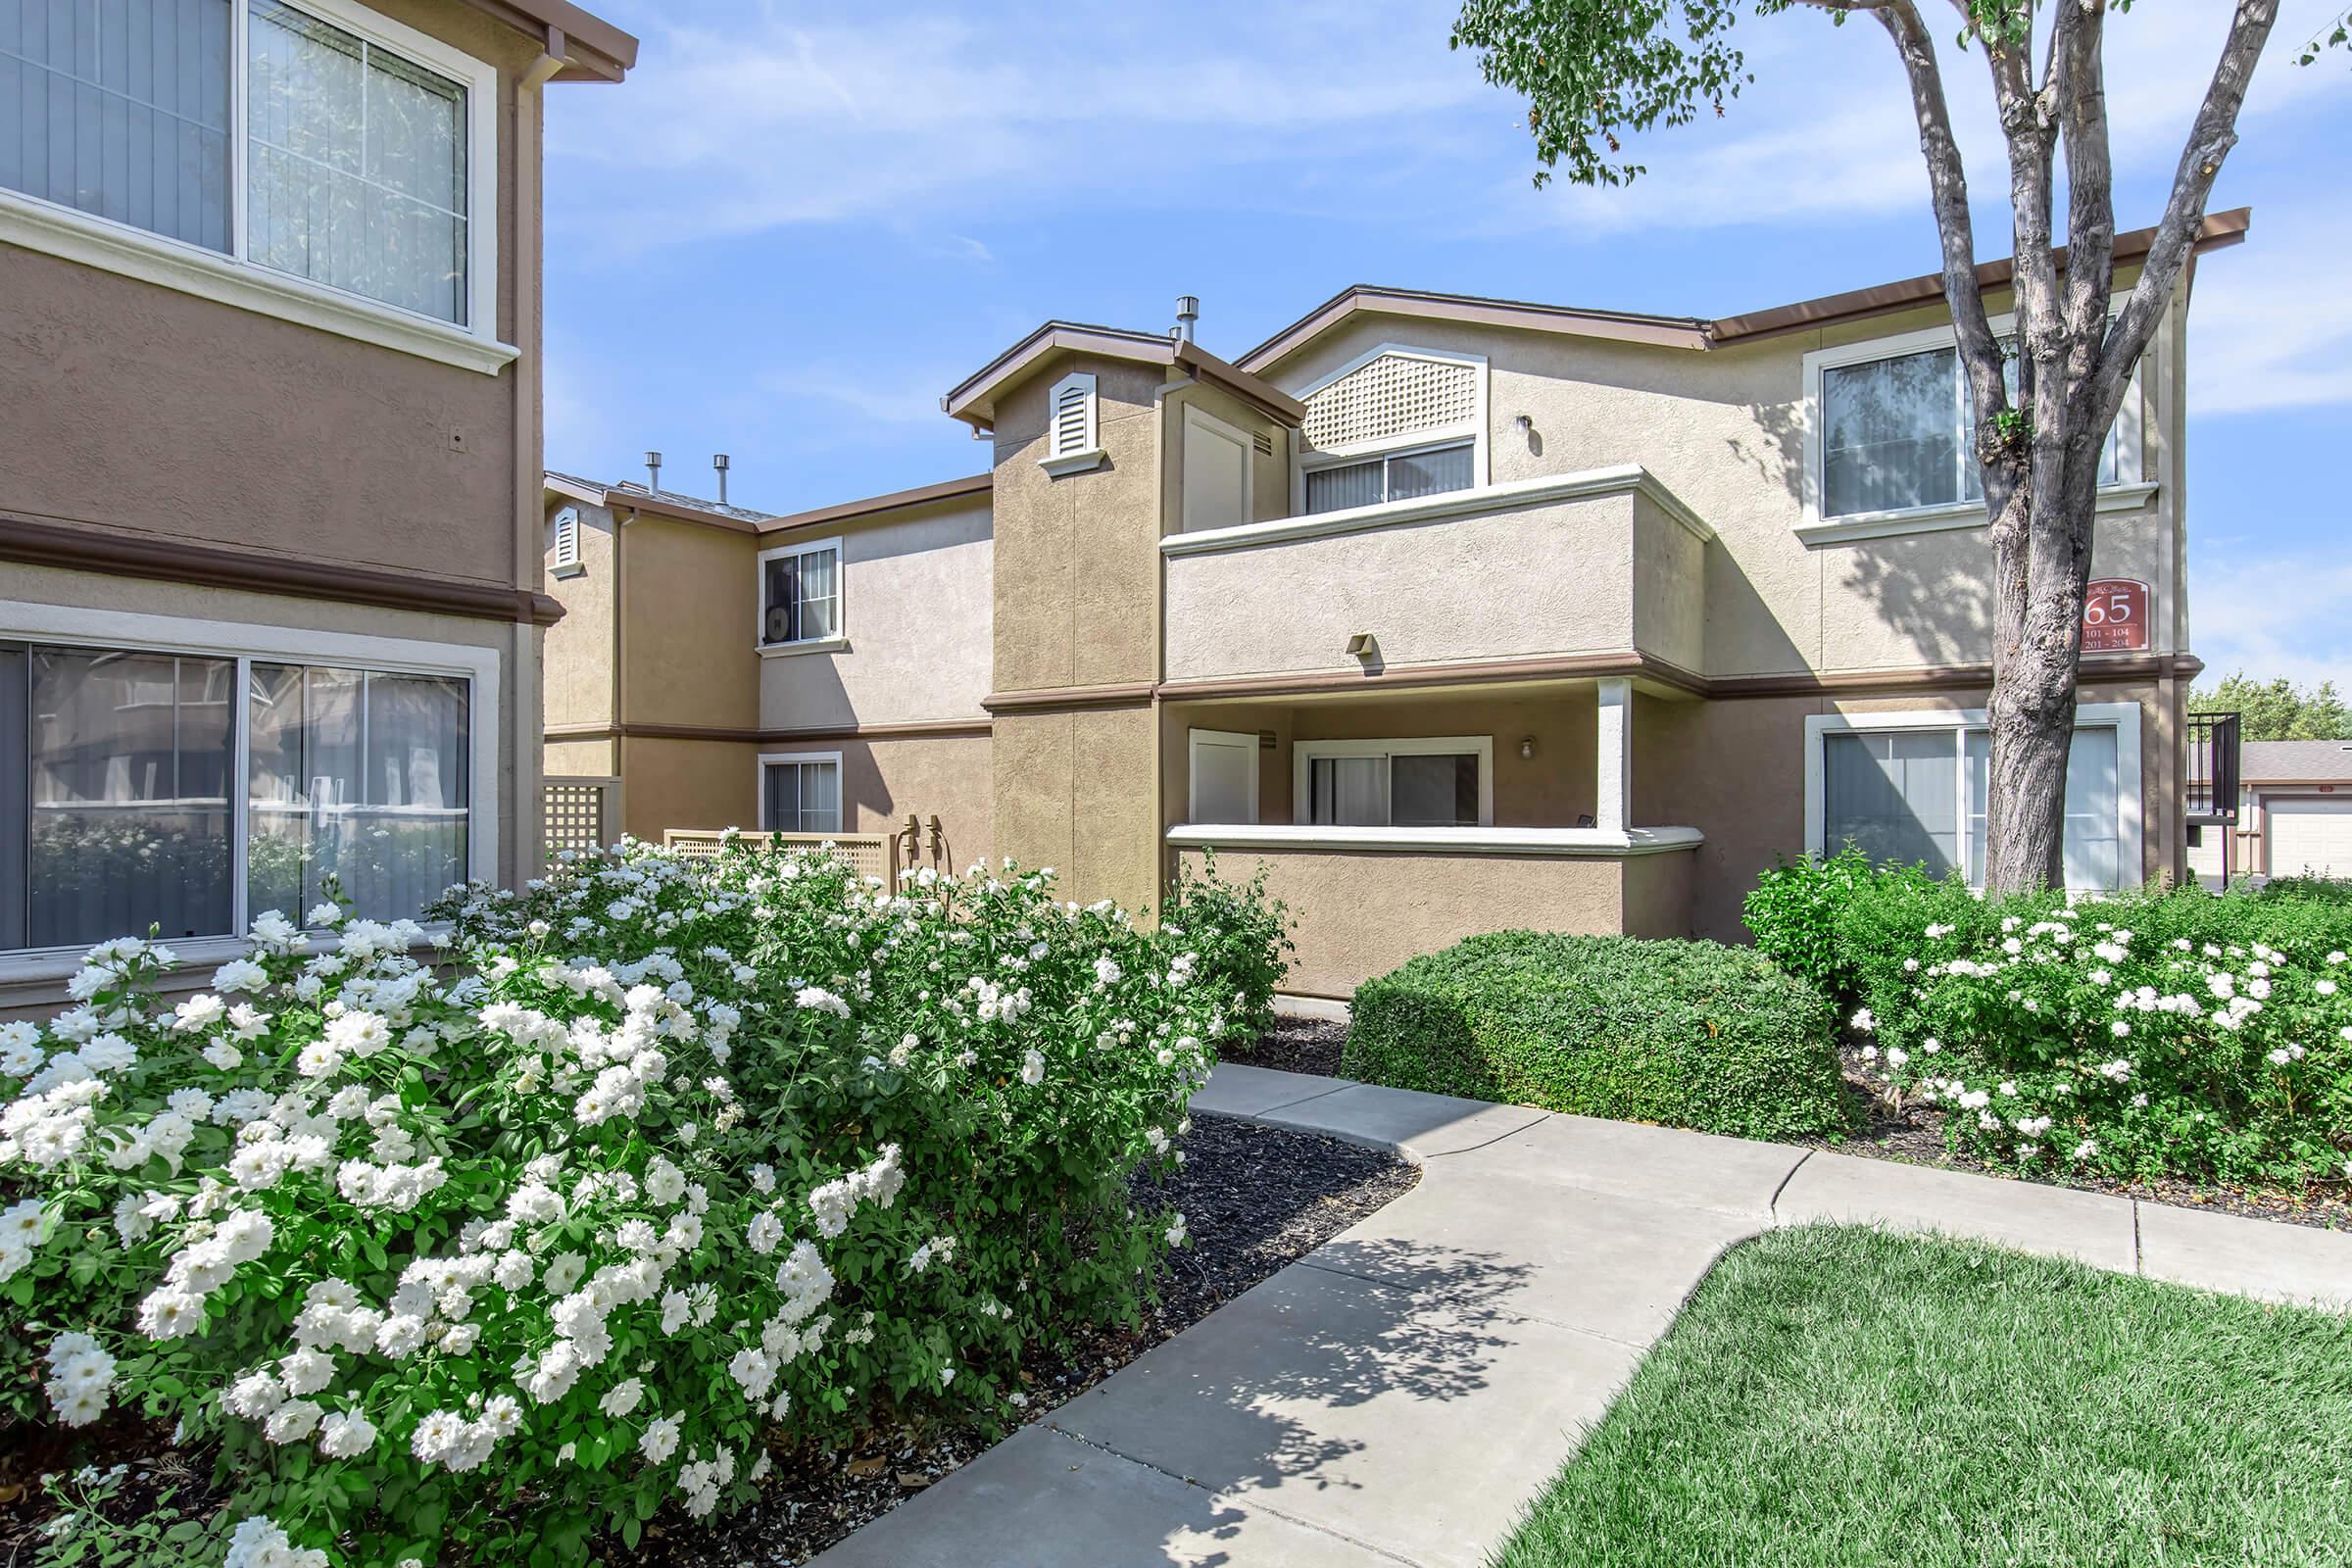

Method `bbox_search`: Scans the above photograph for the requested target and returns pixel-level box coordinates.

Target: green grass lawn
[1494,1225,2352,1568]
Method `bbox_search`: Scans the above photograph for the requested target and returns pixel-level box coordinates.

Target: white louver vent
[1302,351,1478,452]
[1250,429,1275,458]
[551,506,581,568]
[1040,370,1102,475]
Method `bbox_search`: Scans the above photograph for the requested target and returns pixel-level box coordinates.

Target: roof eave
[756,472,994,536]
[454,0,638,81]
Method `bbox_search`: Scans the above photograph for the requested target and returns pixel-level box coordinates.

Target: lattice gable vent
[1301,352,1477,451]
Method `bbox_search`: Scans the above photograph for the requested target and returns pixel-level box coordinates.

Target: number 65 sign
[2082,579,2150,653]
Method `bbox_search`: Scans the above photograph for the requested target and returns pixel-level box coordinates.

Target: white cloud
[549,1,1489,242]
[2190,214,2352,415]
[758,363,964,427]
[2190,552,2352,688]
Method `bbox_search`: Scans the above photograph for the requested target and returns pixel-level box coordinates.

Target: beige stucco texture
[1176,843,1697,998]
[759,501,993,731]
[542,501,618,732]
[1260,288,2182,684]
[1162,485,1706,683]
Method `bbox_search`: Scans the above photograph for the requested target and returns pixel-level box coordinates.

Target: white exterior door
[2266,796,2352,878]
[1188,728,1259,824]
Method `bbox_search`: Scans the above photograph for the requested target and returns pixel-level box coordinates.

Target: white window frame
[1290,344,1490,516]
[1802,703,2142,889]
[1186,728,1260,825]
[1292,735,1495,828]
[0,0,510,374]
[1180,404,1255,533]
[755,536,846,656]
[1798,308,2152,543]
[1040,370,1104,476]
[0,597,499,980]
[756,751,844,834]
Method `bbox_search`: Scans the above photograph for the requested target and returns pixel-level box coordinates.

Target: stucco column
[1596,678,1632,834]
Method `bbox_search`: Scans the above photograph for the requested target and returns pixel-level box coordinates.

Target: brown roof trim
[756,473,993,537]
[454,0,637,81]
[1704,652,2201,699]
[1708,209,2252,344]
[549,717,993,745]
[1240,288,1713,371]
[983,681,1157,714]
[0,512,562,626]
[943,323,1304,432]
[1236,209,2253,371]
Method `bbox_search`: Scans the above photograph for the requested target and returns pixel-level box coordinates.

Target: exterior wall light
[1345,633,1376,659]
[1520,736,1536,760]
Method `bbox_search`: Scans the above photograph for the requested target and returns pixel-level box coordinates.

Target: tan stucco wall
[1259,276,2184,683]
[1163,490,1650,683]
[621,736,759,841]
[544,738,616,776]
[0,0,543,592]
[995,707,1158,910]
[990,358,1165,693]
[839,735,995,870]
[543,500,618,731]
[759,500,993,730]
[1161,382,1289,534]
[1174,844,1694,998]
[620,515,760,731]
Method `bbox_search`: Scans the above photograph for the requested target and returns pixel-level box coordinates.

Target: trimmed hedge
[1343,931,1851,1141]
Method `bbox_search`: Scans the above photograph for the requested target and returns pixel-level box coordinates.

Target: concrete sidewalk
[812,1063,2352,1568]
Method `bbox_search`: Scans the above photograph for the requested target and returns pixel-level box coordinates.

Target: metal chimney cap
[1173,295,1200,344]
[712,453,731,468]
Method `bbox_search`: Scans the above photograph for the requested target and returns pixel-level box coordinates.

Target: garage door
[2267,797,2352,879]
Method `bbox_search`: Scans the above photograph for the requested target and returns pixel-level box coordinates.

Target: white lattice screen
[543,778,615,852]
[1301,353,1477,451]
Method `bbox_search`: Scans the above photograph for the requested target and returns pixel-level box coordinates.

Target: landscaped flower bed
[0,841,1288,1566]
[1747,855,2352,1190]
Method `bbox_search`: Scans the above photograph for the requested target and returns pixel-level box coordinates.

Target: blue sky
[543,0,2352,687]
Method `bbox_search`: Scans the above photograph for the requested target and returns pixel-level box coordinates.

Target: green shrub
[1343,932,1850,1141]
[2254,874,2352,906]
[1742,847,1881,999]
[1163,853,1295,1048]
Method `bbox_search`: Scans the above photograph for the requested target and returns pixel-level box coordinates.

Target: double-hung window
[0,636,472,955]
[1294,738,1493,828]
[758,538,842,649]
[1810,707,2137,891]
[758,753,840,834]
[0,0,494,338]
[1301,440,1475,515]
[1808,319,2144,527]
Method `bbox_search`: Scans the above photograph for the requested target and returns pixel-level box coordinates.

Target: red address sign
[2082,578,2150,653]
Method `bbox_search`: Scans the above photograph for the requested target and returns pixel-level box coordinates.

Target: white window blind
[761,758,840,834]
[1303,440,1472,515]
[0,0,235,252]
[1822,723,2122,891]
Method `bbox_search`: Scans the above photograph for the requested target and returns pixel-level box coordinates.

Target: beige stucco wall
[994,708,1157,910]
[543,500,618,732]
[1257,275,2184,683]
[1163,490,1661,683]
[1174,843,1696,998]
[837,735,995,870]
[621,736,758,841]
[990,358,1165,693]
[544,738,616,776]
[759,500,993,730]
[0,0,544,592]
[621,515,760,731]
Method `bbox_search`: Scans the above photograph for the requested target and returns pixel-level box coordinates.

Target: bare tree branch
[2092,0,2278,437]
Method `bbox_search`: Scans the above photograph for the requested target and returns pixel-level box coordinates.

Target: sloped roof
[546,471,778,531]
[2242,739,2352,783]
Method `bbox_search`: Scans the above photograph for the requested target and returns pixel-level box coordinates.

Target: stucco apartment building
[0,0,635,1003]
[544,213,2245,997]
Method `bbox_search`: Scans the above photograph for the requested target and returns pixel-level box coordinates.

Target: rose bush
[1,841,1276,1566]
[1842,886,2352,1186]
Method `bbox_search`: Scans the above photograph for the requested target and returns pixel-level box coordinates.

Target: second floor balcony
[1159,465,1712,692]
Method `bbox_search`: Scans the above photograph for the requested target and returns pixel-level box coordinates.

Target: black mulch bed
[1218,1013,1348,1078]
[1802,1039,2352,1233]
[0,1114,1417,1568]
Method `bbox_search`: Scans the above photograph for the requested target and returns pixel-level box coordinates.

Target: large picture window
[1808,321,2144,526]
[0,0,487,326]
[1813,711,2133,891]
[0,638,470,954]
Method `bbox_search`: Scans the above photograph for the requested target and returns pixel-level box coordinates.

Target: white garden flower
[640,1413,682,1464]
[599,1378,646,1418]
[1020,1049,1046,1086]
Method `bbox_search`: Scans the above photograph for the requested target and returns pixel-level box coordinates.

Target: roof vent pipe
[712,453,731,506]
[1173,295,1199,344]
[645,450,662,491]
